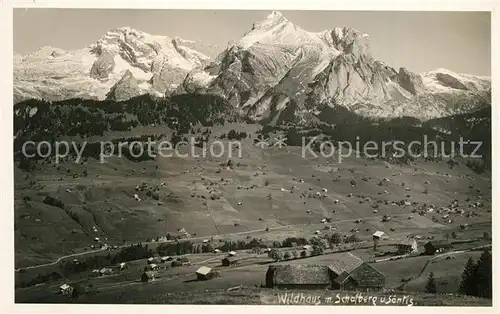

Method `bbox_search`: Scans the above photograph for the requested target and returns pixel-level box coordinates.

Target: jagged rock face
[398,67,425,95]
[182,11,491,122]
[328,27,371,59]
[13,27,214,103]
[149,57,190,93]
[90,50,115,79]
[435,72,468,90]
[106,70,141,101]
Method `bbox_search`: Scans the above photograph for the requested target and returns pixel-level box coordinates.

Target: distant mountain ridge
[14,11,491,122]
[14,27,219,103]
[178,11,491,123]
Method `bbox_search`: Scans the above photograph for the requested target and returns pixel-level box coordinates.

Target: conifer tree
[458,257,478,296]
[425,272,437,293]
[475,250,492,298]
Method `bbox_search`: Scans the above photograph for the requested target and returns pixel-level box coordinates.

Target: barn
[221,257,239,266]
[59,283,73,295]
[397,239,418,254]
[424,240,453,255]
[196,266,219,280]
[332,263,386,292]
[328,252,364,279]
[141,271,157,282]
[266,264,333,289]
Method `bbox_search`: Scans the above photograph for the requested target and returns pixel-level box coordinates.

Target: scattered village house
[396,238,418,254]
[99,267,113,276]
[59,283,73,295]
[147,257,156,264]
[196,266,219,280]
[160,256,172,263]
[332,263,386,292]
[424,240,453,255]
[148,263,159,270]
[222,257,239,267]
[328,252,364,281]
[141,271,157,282]
[372,231,385,250]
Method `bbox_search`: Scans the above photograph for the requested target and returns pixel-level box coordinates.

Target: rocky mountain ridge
[14,11,491,122]
[178,11,490,122]
[14,27,218,103]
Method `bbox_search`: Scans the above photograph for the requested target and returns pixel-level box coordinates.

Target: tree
[300,250,308,258]
[458,257,478,296]
[345,234,361,244]
[451,232,457,239]
[283,252,291,260]
[311,245,324,256]
[18,154,36,172]
[330,233,342,246]
[71,288,80,299]
[268,249,282,262]
[425,272,437,293]
[252,247,262,255]
[475,250,492,298]
[310,237,326,249]
[291,250,298,259]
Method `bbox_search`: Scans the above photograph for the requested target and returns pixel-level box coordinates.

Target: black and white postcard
[1,0,497,311]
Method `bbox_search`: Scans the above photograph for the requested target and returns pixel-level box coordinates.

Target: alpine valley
[14,11,492,305]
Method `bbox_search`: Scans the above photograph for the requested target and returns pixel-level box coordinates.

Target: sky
[13,9,491,76]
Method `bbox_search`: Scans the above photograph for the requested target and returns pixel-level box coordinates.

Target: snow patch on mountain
[422,68,491,93]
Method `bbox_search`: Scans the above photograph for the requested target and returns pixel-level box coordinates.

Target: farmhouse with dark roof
[332,263,386,292]
[424,240,453,255]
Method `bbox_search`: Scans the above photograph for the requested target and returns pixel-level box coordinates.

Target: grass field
[15,123,492,267]
[14,122,492,305]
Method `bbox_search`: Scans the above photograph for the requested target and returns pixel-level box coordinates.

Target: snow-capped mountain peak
[14,11,490,123]
[179,11,490,122]
[14,27,215,103]
[253,11,290,30]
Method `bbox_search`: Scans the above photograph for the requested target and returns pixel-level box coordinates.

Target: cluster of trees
[19,243,156,288]
[14,94,236,155]
[16,271,62,288]
[257,101,491,167]
[43,196,65,209]
[155,235,334,258]
[466,158,487,174]
[457,250,492,298]
[267,237,328,262]
[60,243,154,276]
[281,237,309,248]
[424,249,492,298]
[156,241,196,256]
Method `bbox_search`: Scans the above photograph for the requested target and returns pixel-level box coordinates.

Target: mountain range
[14,11,491,122]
